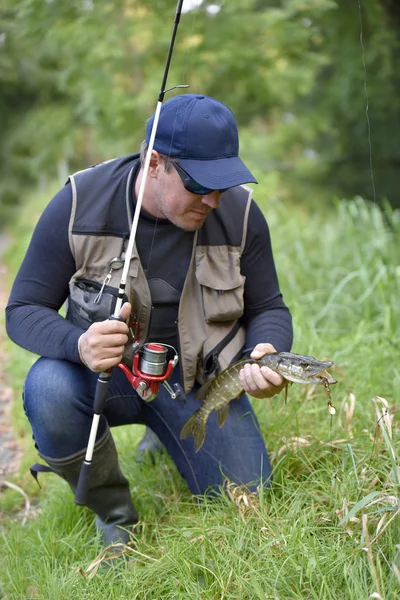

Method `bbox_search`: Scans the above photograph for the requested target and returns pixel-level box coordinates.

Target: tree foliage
[1,0,399,222]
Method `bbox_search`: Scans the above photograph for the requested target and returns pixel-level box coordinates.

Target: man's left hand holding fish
[239,343,286,399]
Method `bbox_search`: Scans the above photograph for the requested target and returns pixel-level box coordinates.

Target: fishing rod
[75,0,187,505]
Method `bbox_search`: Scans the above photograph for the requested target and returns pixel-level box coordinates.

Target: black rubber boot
[136,426,164,462]
[40,429,138,547]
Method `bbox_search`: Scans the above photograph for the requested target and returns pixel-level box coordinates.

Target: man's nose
[201,191,221,209]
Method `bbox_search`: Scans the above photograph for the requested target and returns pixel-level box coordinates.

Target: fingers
[240,363,283,390]
[88,347,127,372]
[245,343,284,398]
[260,365,284,387]
[119,302,132,321]
[78,306,132,371]
[79,330,128,371]
[103,302,132,332]
[239,362,285,399]
[250,342,277,360]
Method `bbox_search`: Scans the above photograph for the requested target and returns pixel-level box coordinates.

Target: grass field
[0,185,399,599]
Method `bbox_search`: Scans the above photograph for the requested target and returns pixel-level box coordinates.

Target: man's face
[153,160,223,231]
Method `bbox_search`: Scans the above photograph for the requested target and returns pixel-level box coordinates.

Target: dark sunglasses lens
[187,179,213,195]
[173,162,214,195]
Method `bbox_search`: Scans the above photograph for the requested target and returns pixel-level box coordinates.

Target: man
[6,94,293,547]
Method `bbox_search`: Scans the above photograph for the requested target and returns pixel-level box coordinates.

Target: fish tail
[180,410,208,452]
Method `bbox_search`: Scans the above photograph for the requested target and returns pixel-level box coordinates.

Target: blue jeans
[23,357,271,494]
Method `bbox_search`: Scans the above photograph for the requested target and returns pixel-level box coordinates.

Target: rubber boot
[39,428,139,547]
[136,426,164,462]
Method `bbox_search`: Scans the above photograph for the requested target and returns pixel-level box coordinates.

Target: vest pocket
[66,279,128,329]
[195,248,245,323]
[200,282,245,322]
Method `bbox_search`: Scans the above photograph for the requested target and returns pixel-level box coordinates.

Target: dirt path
[0,235,22,476]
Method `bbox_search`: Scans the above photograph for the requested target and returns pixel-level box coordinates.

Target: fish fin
[193,427,207,452]
[180,412,197,439]
[216,405,229,428]
[195,379,214,400]
[180,410,207,453]
[284,381,288,404]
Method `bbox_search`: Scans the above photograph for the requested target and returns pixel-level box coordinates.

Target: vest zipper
[75,278,129,302]
[203,320,242,378]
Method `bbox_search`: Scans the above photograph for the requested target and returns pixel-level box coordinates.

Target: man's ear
[148,150,162,178]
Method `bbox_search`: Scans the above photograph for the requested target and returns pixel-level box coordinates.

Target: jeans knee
[23,358,96,456]
[24,358,71,422]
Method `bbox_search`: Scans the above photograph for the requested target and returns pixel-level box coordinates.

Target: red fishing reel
[118,342,180,402]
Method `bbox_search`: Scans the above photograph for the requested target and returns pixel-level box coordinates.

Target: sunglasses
[172,162,227,195]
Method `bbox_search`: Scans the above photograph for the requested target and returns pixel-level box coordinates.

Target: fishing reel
[117,342,182,402]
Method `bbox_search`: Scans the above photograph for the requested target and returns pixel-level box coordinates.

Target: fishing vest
[66,153,252,393]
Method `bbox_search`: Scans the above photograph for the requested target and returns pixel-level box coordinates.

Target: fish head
[265,352,336,385]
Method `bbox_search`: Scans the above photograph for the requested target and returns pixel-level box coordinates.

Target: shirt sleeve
[5,184,84,363]
[241,200,293,353]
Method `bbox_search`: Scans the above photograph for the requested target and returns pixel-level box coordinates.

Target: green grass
[0,185,399,599]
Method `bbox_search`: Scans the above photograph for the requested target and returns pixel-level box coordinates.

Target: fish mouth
[300,366,336,384]
[304,360,334,376]
[317,370,337,384]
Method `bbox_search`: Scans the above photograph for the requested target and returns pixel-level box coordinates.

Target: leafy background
[1,0,400,222]
[1,1,399,598]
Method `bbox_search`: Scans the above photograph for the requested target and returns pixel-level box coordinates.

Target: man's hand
[239,343,285,399]
[78,302,131,372]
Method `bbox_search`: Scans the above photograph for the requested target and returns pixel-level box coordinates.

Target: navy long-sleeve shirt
[6,183,293,364]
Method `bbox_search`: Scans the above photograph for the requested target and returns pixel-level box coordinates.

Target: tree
[1,0,399,222]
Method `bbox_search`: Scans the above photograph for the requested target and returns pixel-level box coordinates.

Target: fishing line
[179,0,200,87]
[141,1,200,280]
[357,0,376,204]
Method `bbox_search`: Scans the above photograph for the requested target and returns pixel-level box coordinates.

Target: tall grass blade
[338,492,380,525]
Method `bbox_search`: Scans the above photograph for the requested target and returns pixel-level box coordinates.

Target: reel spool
[118,342,180,402]
[139,343,168,376]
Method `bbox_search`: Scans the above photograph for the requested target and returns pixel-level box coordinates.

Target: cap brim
[177,156,258,189]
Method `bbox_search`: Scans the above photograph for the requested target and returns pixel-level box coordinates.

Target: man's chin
[170,215,207,232]
[181,222,204,232]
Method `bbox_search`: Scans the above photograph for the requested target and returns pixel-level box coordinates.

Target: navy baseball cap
[145,94,257,189]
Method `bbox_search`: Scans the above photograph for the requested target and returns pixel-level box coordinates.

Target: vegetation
[0,183,399,599]
[1,1,399,598]
[1,0,400,222]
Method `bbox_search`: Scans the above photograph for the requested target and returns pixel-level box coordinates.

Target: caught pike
[180,351,337,452]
